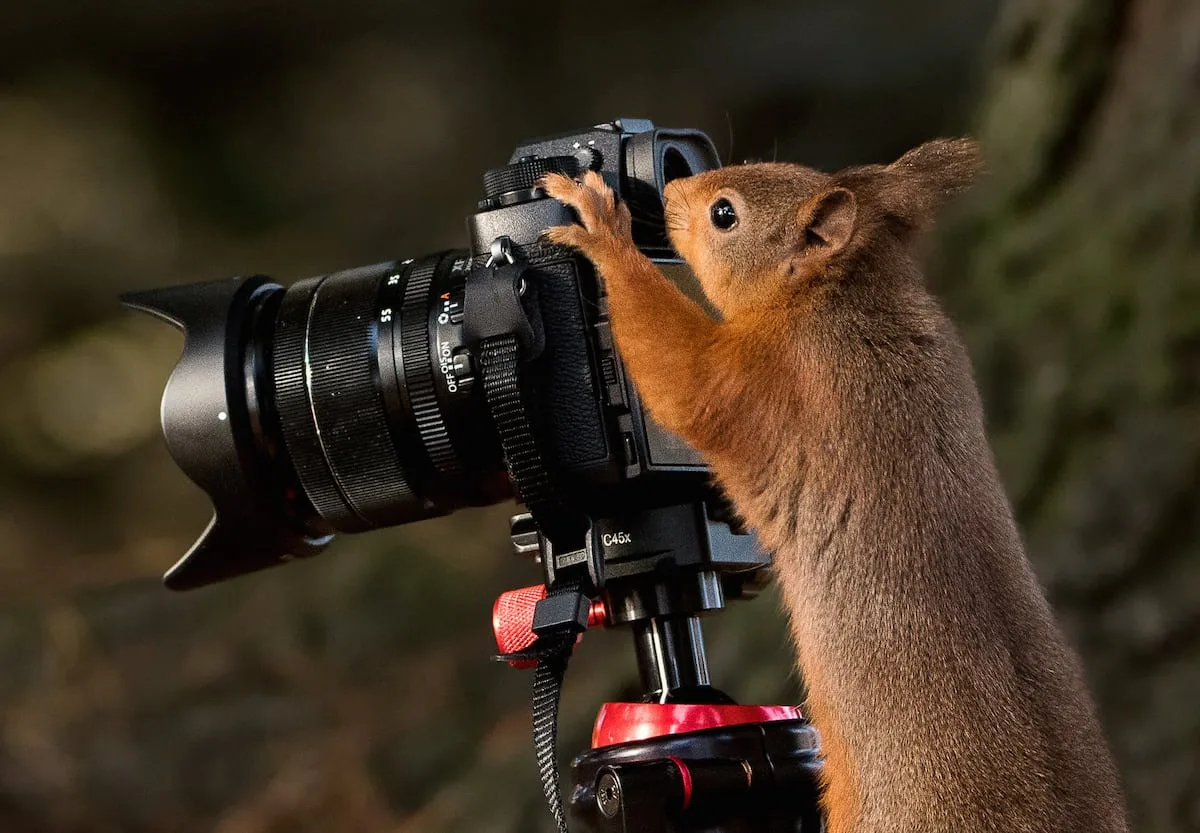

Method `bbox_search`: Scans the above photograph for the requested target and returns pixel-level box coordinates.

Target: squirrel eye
[709,198,738,231]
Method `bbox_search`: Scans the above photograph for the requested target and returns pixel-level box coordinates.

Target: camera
[123,118,759,591]
[124,120,819,833]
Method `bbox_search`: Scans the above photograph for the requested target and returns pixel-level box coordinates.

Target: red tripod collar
[592,703,804,748]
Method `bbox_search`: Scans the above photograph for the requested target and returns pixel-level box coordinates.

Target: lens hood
[121,278,332,590]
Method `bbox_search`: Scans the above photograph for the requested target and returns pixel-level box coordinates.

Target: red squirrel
[540,141,1128,833]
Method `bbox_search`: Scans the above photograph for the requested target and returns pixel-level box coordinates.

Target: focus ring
[304,265,417,526]
[272,277,365,529]
[401,259,458,475]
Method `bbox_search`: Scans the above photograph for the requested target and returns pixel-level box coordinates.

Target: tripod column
[632,614,729,703]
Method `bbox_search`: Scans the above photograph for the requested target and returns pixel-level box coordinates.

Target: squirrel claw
[540,171,633,258]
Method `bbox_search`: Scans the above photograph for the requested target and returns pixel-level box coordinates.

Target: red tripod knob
[492,585,608,669]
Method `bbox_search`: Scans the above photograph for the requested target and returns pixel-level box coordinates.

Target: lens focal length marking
[377,259,442,513]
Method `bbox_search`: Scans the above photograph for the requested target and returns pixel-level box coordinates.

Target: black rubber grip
[303,265,417,526]
[272,276,366,529]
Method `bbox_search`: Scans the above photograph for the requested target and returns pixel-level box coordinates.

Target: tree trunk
[935,1,1200,830]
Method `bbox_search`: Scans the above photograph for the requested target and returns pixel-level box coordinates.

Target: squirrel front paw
[540,170,634,260]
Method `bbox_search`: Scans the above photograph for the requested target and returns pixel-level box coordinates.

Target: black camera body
[122,118,761,592]
[461,119,722,505]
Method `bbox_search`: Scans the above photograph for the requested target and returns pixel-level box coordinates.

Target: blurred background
[1,0,1196,830]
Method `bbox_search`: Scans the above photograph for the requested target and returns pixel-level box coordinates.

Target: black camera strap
[464,259,588,549]
[493,575,588,833]
[531,631,574,833]
[469,260,590,832]
[476,332,585,549]
[478,333,581,833]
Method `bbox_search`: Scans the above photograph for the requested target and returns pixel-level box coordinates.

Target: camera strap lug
[463,259,541,358]
[485,234,516,267]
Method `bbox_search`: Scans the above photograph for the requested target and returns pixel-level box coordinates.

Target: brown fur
[541,141,1129,832]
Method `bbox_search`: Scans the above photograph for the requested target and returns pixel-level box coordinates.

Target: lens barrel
[271,252,510,533]
[122,251,510,588]
[273,264,418,530]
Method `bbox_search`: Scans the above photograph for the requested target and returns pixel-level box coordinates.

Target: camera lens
[271,252,511,531]
[123,250,512,588]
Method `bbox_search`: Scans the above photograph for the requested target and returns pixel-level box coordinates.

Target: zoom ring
[304,265,417,526]
[401,260,459,475]
[272,278,366,530]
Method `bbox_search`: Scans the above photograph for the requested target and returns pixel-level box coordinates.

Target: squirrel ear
[883,137,984,224]
[797,187,857,253]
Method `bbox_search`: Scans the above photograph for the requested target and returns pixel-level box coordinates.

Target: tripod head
[491,501,824,832]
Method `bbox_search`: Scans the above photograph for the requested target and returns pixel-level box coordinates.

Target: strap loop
[469,260,591,832]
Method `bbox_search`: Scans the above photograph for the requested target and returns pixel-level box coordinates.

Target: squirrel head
[662,137,984,316]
